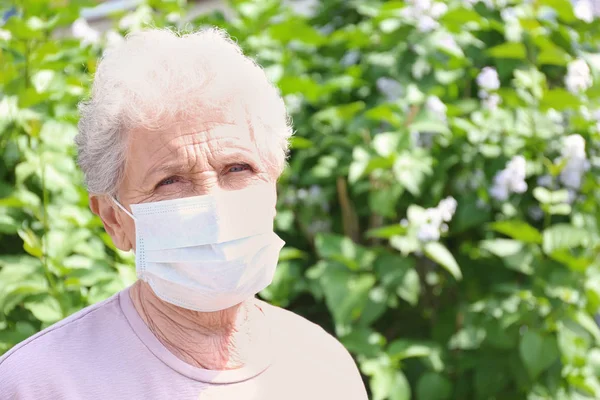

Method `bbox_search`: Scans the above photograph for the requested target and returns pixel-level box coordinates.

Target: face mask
[112,184,285,312]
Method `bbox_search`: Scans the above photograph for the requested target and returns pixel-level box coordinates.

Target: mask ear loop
[111,196,136,221]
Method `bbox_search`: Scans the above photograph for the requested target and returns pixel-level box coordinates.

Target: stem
[336,177,360,242]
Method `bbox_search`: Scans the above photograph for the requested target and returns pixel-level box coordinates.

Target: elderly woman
[0,29,367,399]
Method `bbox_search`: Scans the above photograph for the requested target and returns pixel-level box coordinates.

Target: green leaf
[341,328,385,358]
[416,372,452,400]
[488,42,527,59]
[372,132,399,158]
[519,330,559,380]
[349,147,370,183]
[449,327,486,350]
[388,339,436,361]
[490,220,542,243]
[533,187,570,204]
[537,46,571,66]
[480,239,523,257]
[268,19,324,45]
[423,242,462,280]
[278,247,307,261]
[409,119,450,135]
[392,152,432,196]
[542,224,591,254]
[540,89,580,111]
[289,136,314,149]
[316,263,376,326]
[366,224,406,239]
[315,233,375,270]
[396,268,421,306]
[572,310,600,344]
[24,295,63,323]
[279,76,322,103]
[539,0,577,22]
[369,365,411,400]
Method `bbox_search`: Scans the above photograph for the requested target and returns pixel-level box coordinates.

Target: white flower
[417,15,439,32]
[289,0,320,17]
[439,34,462,55]
[501,8,518,22]
[547,109,564,125]
[483,94,501,111]
[537,174,554,188]
[490,156,528,201]
[166,12,181,23]
[425,96,447,120]
[565,59,592,94]
[558,134,590,189]
[377,77,403,101]
[104,30,124,48]
[341,51,360,67]
[308,185,322,198]
[438,197,458,222]
[414,197,458,242]
[573,0,594,23]
[297,188,308,200]
[417,223,441,242]
[477,67,500,91]
[402,0,447,32]
[71,18,100,46]
[0,29,11,41]
[430,2,448,18]
[412,58,431,79]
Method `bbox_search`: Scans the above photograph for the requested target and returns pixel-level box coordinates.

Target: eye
[228,164,251,173]
[156,176,180,188]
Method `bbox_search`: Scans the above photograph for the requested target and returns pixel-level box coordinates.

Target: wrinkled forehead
[125,103,260,162]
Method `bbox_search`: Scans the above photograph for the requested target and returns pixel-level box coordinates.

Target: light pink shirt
[0,287,368,399]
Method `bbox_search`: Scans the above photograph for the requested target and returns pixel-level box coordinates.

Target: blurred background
[1,0,600,398]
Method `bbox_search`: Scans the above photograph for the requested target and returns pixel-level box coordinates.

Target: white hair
[76,28,293,195]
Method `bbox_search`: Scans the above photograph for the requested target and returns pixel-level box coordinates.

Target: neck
[129,280,266,370]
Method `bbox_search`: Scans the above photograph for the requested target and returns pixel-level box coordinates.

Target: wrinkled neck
[129,280,264,370]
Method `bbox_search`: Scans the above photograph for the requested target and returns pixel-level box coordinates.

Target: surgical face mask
[112,184,285,312]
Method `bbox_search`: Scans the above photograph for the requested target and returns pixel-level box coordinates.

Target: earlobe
[89,195,133,252]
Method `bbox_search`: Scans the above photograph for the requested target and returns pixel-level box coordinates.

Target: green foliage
[1,0,600,399]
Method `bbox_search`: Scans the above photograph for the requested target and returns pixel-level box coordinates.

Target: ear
[89,195,133,252]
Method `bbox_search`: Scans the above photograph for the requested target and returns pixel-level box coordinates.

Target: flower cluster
[403,197,458,242]
[71,18,100,46]
[425,95,447,122]
[573,0,594,23]
[557,134,590,190]
[565,59,593,94]
[376,77,403,102]
[477,67,502,111]
[490,156,528,201]
[400,0,448,33]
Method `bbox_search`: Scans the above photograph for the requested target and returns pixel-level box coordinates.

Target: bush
[1,0,600,398]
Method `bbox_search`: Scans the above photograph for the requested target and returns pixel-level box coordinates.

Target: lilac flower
[477,67,500,92]
[72,18,100,46]
[573,0,594,23]
[413,197,458,242]
[377,77,403,101]
[425,96,447,121]
[565,59,592,94]
[558,134,590,190]
[490,156,528,201]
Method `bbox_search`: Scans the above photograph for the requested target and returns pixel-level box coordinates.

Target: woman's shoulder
[0,291,124,389]
[259,301,369,398]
